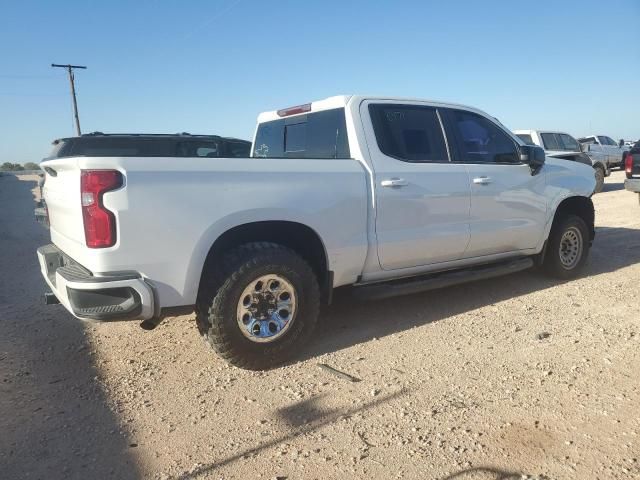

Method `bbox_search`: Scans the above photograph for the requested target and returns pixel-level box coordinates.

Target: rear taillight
[625,152,633,174]
[80,170,122,248]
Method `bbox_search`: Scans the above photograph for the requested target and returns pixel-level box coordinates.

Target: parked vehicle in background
[47,132,252,159]
[624,141,640,203]
[514,129,607,193]
[33,133,251,225]
[34,173,47,225]
[37,95,596,369]
[578,135,629,170]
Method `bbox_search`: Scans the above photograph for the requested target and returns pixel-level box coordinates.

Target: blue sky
[1,0,638,163]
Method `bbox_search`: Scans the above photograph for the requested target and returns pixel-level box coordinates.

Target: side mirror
[520,145,545,174]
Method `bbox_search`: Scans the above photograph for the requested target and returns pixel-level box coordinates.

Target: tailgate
[631,153,640,178]
[40,158,86,253]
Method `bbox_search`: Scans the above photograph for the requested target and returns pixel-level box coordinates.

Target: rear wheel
[196,242,320,370]
[543,214,590,279]
[593,166,605,193]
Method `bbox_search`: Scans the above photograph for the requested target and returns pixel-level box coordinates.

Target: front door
[362,101,471,271]
[441,108,548,257]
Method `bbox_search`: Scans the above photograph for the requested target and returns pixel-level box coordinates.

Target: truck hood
[544,156,596,197]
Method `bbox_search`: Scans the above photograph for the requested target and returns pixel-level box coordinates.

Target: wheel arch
[539,195,595,264]
[197,221,331,303]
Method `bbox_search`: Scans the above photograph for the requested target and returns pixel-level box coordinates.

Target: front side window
[558,134,580,152]
[598,136,616,146]
[445,109,519,163]
[252,108,350,159]
[368,104,448,162]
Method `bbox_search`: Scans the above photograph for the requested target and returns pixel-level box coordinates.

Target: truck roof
[513,129,574,135]
[51,132,248,145]
[257,95,494,123]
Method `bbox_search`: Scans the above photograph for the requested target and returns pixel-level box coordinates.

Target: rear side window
[368,104,448,162]
[516,134,534,145]
[227,141,251,157]
[253,108,350,159]
[177,141,222,157]
[69,137,178,157]
[445,109,519,163]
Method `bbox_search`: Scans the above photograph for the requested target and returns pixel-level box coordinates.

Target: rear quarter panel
[61,156,369,307]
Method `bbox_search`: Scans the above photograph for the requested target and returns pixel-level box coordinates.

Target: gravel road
[1,172,639,480]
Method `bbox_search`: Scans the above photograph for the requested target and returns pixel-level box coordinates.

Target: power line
[51,64,87,136]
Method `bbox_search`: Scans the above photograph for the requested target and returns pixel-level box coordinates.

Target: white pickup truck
[578,135,629,170]
[38,95,596,369]
[514,129,607,193]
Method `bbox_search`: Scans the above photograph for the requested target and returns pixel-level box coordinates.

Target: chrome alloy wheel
[236,274,297,343]
[559,226,583,269]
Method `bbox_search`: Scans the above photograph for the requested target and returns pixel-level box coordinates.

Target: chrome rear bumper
[37,244,155,322]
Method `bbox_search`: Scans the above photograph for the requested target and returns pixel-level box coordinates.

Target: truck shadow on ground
[0,175,140,480]
[601,180,625,192]
[303,223,640,361]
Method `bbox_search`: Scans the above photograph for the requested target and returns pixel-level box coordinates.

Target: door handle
[381,178,409,188]
[473,176,492,185]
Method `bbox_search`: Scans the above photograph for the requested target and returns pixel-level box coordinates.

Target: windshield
[515,134,534,145]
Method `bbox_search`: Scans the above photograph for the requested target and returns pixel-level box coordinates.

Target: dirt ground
[1,172,639,480]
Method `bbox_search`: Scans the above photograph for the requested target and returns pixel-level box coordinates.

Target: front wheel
[196,243,320,370]
[543,215,590,279]
[593,166,605,194]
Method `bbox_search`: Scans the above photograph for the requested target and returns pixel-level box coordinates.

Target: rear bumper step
[353,257,534,301]
[37,244,155,322]
[624,178,640,193]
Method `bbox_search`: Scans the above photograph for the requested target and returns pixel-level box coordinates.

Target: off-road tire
[196,242,320,370]
[543,214,590,279]
[593,166,605,194]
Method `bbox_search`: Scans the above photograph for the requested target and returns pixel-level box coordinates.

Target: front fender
[539,159,595,248]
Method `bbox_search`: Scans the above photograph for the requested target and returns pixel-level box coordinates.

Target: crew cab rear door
[361,101,471,270]
[441,108,547,257]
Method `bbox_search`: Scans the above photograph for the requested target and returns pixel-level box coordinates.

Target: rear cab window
[253,108,350,159]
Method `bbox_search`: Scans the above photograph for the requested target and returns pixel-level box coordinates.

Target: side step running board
[353,257,534,301]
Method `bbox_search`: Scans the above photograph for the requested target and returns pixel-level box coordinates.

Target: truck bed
[40,155,369,308]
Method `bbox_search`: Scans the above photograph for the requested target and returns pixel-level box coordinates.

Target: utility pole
[52,63,87,136]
